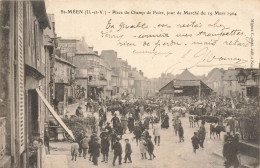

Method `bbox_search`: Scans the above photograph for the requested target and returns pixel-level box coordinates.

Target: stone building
[0,1,52,167]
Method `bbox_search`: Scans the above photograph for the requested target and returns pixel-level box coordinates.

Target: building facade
[0,1,51,167]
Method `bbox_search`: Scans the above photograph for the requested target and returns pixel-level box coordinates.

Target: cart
[62,115,97,142]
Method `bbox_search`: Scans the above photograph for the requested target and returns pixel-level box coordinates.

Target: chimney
[139,70,143,76]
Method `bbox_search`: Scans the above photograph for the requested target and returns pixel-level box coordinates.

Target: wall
[55,61,70,83]
[0,1,12,167]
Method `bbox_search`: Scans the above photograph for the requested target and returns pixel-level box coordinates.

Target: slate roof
[76,40,98,55]
[55,55,76,68]
[206,68,224,83]
[222,69,238,81]
[174,69,198,81]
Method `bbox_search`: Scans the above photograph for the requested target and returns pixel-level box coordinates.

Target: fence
[0,117,6,160]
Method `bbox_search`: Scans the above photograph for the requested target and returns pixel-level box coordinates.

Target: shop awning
[36,88,75,140]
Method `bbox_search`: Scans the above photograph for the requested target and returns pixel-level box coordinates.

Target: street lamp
[236,69,247,84]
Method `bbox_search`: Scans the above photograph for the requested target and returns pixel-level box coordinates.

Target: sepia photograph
[0,0,259,167]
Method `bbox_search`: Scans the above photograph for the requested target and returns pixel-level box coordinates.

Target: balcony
[0,117,6,160]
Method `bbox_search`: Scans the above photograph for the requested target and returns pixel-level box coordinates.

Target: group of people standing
[70,127,133,166]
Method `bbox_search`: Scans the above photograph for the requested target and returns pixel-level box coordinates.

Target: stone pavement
[48,105,259,168]
[43,154,69,168]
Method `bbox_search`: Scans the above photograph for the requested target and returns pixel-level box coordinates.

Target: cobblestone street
[49,108,226,168]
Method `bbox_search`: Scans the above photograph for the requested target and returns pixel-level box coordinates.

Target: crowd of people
[65,94,259,167]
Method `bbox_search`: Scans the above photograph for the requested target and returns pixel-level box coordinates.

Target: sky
[45,0,260,78]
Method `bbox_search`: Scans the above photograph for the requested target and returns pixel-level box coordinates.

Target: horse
[210,124,225,139]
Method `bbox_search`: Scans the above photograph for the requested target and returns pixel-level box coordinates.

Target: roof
[206,68,224,83]
[159,69,213,91]
[174,69,198,81]
[100,50,118,68]
[159,80,173,92]
[100,59,111,70]
[55,55,76,68]
[76,40,98,55]
[43,14,55,39]
[31,1,51,29]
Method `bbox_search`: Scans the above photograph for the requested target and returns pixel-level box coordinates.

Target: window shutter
[17,1,25,154]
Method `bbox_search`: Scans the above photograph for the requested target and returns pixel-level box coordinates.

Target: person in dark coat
[161,113,169,129]
[133,125,142,146]
[124,138,132,163]
[110,129,118,151]
[223,136,239,168]
[105,122,112,134]
[112,138,122,166]
[198,121,206,148]
[100,129,109,140]
[88,134,97,161]
[92,137,101,166]
[101,136,110,163]
[116,122,124,138]
[178,123,184,142]
[128,114,135,133]
[99,119,104,131]
[111,114,120,128]
[146,136,156,160]
[191,132,199,153]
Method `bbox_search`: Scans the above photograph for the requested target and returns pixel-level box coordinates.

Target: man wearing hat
[92,137,101,166]
[105,122,112,134]
[128,114,135,133]
[124,138,132,163]
[173,116,181,136]
[111,113,120,129]
[112,137,122,166]
[101,135,110,163]
[75,106,84,117]
[80,135,90,159]
[100,128,109,140]
[223,136,239,168]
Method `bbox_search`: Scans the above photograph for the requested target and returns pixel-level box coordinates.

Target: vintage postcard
[0,0,259,168]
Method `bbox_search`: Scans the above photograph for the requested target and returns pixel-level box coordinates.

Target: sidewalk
[43,154,69,168]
